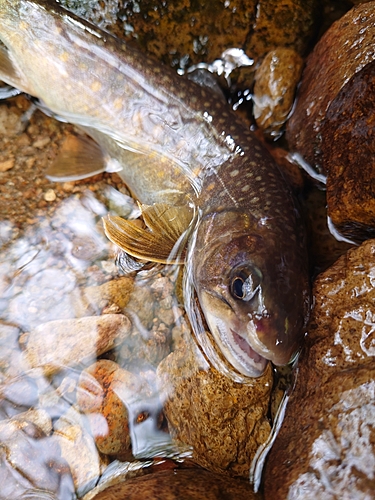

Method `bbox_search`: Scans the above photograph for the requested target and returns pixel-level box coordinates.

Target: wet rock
[253,48,303,138]
[265,146,304,190]
[303,188,353,275]
[157,340,272,478]
[286,2,375,239]
[84,276,134,313]
[117,0,258,69]
[117,0,319,70]
[246,0,321,62]
[54,406,109,495]
[77,359,154,460]
[0,374,39,416]
[23,314,132,376]
[264,239,375,498]
[12,408,52,436]
[85,467,261,500]
[0,415,74,500]
[287,1,375,168]
[322,61,375,240]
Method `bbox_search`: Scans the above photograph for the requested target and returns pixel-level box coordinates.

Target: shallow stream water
[0,1,359,498]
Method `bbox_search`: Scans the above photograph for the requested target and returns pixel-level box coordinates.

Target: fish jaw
[199,290,269,377]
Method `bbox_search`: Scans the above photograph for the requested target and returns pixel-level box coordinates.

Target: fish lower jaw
[208,317,268,377]
[229,329,268,377]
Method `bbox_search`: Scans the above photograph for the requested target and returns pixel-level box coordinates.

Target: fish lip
[246,318,294,366]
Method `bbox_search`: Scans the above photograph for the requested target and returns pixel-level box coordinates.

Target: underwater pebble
[0,416,75,500]
[11,408,53,436]
[0,374,39,413]
[157,340,273,478]
[54,406,109,495]
[32,136,51,149]
[0,158,15,172]
[44,188,57,202]
[77,359,151,460]
[23,314,132,376]
[265,239,375,498]
[83,276,134,312]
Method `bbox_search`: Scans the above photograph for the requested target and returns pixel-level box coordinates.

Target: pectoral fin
[46,134,107,181]
[103,204,195,264]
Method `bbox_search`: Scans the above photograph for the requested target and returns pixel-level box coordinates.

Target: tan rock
[24,314,132,376]
[0,158,15,172]
[83,276,134,312]
[253,48,303,138]
[157,340,272,478]
[54,406,109,494]
[264,240,375,498]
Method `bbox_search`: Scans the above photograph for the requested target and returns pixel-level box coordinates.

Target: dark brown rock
[246,0,321,62]
[88,467,261,500]
[287,2,375,171]
[322,61,375,240]
[264,239,375,498]
[286,2,375,239]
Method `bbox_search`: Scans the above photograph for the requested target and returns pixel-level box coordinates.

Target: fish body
[0,0,310,377]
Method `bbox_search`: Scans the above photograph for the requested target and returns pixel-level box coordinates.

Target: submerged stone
[157,339,272,478]
[24,314,132,376]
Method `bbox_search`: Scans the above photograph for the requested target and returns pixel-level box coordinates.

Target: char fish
[0,0,310,378]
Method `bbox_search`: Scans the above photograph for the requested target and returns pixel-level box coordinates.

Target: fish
[0,0,310,378]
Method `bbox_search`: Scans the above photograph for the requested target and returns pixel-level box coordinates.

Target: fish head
[192,210,309,377]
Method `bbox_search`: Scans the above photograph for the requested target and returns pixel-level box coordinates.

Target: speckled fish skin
[0,0,310,376]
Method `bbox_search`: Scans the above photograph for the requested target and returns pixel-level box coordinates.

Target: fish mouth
[198,292,269,377]
[208,317,268,377]
[230,329,264,365]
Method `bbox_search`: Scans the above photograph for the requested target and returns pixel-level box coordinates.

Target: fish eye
[230,268,261,302]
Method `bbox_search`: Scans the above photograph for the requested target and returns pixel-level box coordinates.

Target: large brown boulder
[287,2,375,240]
[264,239,375,498]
